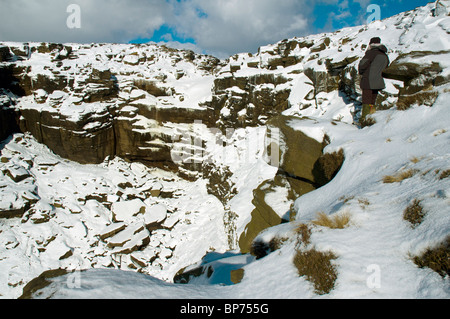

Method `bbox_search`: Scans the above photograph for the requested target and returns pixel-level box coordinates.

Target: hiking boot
[361,104,370,120]
[360,104,376,121]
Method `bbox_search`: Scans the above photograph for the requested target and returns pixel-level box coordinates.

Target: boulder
[310,37,331,53]
[33,89,48,104]
[143,204,168,231]
[4,164,31,183]
[150,182,163,197]
[123,54,140,66]
[109,228,150,255]
[107,223,145,248]
[230,268,245,284]
[383,51,444,83]
[19,269,69,299]
[28,202,55,224]
[99,222,127,240]
[111,199,147,223]
[267,56,302,69]
[0,196,32,219]
[325,56,359,76]
[0,170,39,219]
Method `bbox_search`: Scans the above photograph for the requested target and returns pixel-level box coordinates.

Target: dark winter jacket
[358,44,390,90]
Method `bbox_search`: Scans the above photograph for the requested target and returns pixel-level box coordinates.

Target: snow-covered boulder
[33,89,48,104]
[144,204,168,230]
[111,199,147,223]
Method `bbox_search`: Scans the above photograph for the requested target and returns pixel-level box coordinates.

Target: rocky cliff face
[0,43,220,167]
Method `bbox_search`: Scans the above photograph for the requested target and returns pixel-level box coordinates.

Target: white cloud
[169,0,313,57]
[0,0,325,58]
[0,0,170,44]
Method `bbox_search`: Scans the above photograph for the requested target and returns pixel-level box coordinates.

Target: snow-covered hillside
[1,2,449,299]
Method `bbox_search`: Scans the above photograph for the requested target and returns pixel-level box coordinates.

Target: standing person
[358,37,390,123]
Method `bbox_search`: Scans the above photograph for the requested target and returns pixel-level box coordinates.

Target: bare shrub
[412,236,450,278]
[293,248,338,295]
[403,199,426,228]
[250,236,288,259]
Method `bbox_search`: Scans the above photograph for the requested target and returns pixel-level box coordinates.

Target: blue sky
[312,0,434,31]
[132,24,196,46]
[0,0,435,58]
[131,0,433,56]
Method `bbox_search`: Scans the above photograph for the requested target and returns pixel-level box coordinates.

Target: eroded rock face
[238,175,316,253]
[383,51,448,110]
[18,107,116,164]
[267,115,326,184]
[0,42,223,172]
[210,73,291,131]
[238,116,345,253]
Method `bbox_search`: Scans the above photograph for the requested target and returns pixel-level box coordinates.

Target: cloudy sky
[0,0,432,58]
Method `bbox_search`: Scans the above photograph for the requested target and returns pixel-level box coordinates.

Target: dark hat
[369,37,381,44]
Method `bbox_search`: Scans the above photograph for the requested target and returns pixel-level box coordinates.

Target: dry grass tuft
[312,212,351,229]
[439,169,450,180]
[403,199,426,228]
[382,169,419,184]
[295,223,312,246]
[412,237,450,278]
[269,236,289,252]
[293,248,338,295]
